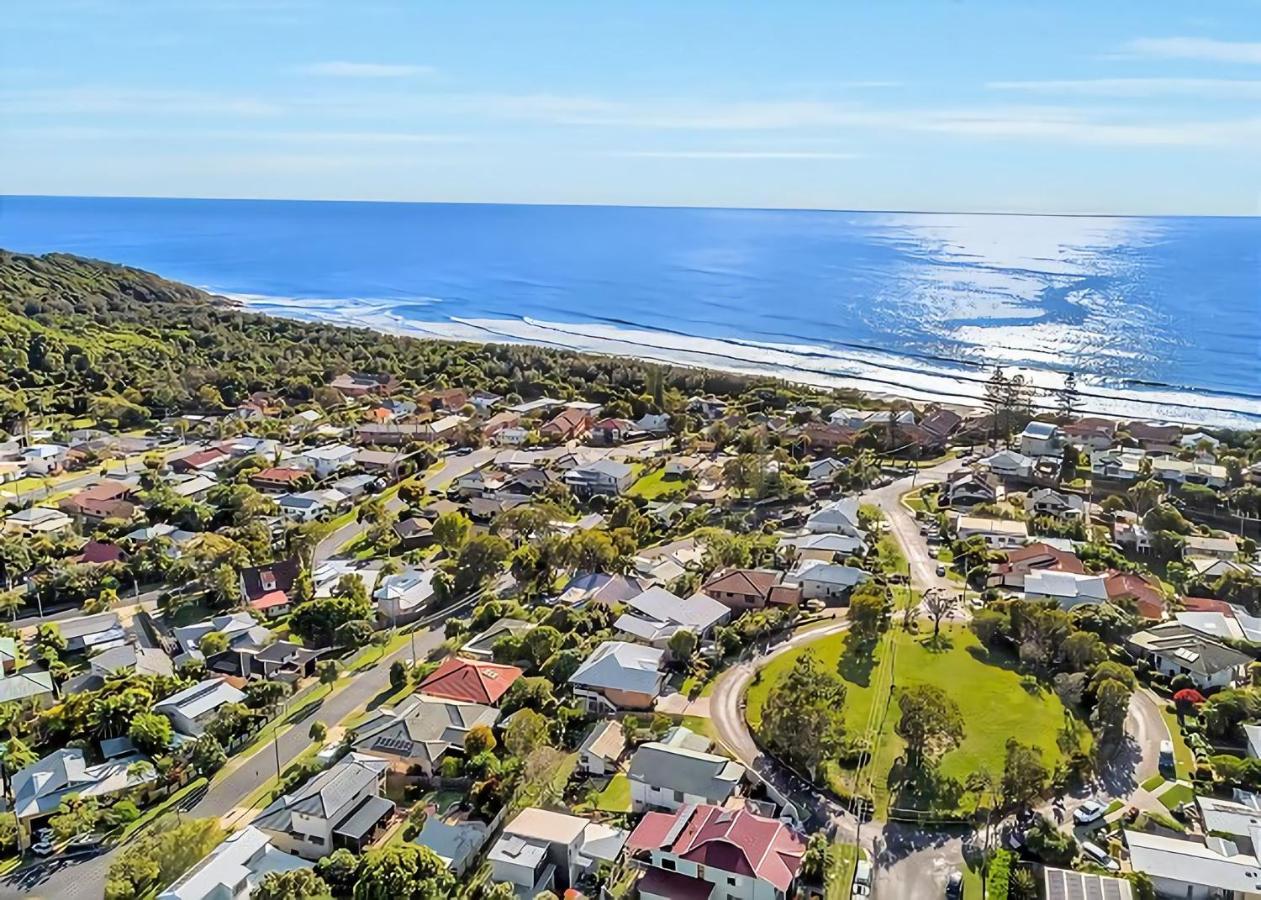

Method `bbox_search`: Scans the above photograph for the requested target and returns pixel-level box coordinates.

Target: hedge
[986,849,1016,900]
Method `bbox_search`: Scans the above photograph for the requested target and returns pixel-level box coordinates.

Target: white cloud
[988,78,1261,99]
[611,150,861,160]
[0,87,280,117]
[297,61,435,78]
[1121,37,1261,64]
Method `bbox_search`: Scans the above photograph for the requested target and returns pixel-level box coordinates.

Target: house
[791,561,869,602]
[557,571,651,606]
[64,644,174,693]
[1185,534,1240,561]
[635,413,671,434]
[353,448,413,480]
[1124,421,1182,451]
[1124,828,1261,900]
[633,538,708,585]
[494,425,529,446]
[417,657,523,706]
[1106,572,1168,620]
[1151,457,1229,489]
[470,390,504,413]
[374,569,438,625]
[0,638,15,675]
[1176,606,1261,644]
[59,480,134,520]
[167,473,218,501]
[461,618,536,661]
[1062,417,1117,451]
[942,470,1005,508]
[1025,487,1085,520]
[627,803,806,900]
[480,411,521,440]
[955,515,1029,549]
[2,506,73,536]
[74,540,128,566]
[276,489,347,521]
[330,474,375,501]
[489,807,628,896]
[1196,790,1261,856]
[592,417,635,445]
[253,756,394,859]
[615,586,731,648]
[569,641,667,713]
[1042,867,1133,900]
[154,678,248,736]
[391,517,434,551]
[355,422,428,445]
[1127,623,1252,690]
[1019,421,1066,457]
[174,612,273,659]
[159,826,311,900]
[687,396,729,420]
[804,497,864,537]
[124,520,192,547]
[799,422,856,452]
[701,568,783,611]
[980,448,1035,481]
[1023,571,1109,610]
[59,611,127,654]
[20,444,68,476]
[169,446,230,475]
[228,641,322,684]
[240,558,302,610]
[351,695,499,777]
[540,407,593,442]
[565,460,635,498]
[328,372,398,397]
[805,457,846,483]
[294,444,357,480]
[0,669,55,706]
[627,737,745,813]
[578,720,626,776]
[1090,447,1147,482]
[11,747,157,829]
[666,456,705,478]
[249,467,311,493]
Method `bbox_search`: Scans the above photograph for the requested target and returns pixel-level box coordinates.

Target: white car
[1074,799,1106,825]
[30,841,55,857]
[1081,840,1121,872]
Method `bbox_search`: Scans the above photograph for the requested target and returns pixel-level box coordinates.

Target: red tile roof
[250,590,290,612]
[637,867,714,900]
[1105,572,1166,620]
[1182,597,1233,613]
[417,657,523,705]
[628,804,805,893]
[76,541,127,565]
[702,568,779,599]
[251,467,309,485]
[991,542,1084,577]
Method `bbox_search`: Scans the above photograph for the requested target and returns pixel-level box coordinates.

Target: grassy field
[627,468,689,500]
[746,625,1087,816]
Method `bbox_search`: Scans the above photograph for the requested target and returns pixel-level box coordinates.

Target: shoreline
[231,291,1261,430]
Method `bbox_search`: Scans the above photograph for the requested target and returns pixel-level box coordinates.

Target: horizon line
[2,192,1256,221]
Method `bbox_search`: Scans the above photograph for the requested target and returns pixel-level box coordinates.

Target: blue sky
[4,0,1261,214]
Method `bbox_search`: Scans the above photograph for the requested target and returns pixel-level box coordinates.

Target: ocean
[1,195,1258,428]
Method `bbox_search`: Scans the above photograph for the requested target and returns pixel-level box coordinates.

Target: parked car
[945,870,963,899]
[1074,799,1106,826]
[30,841,55,857]
[851,860,873,897]
[1158,740,1175,774]
[66,833,104,852]
[936,565,947,577]
[1081,840,1120,872]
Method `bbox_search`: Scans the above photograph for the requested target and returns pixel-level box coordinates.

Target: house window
[661,858,676,871]
[308,835,324,845]
[674,790,685,802]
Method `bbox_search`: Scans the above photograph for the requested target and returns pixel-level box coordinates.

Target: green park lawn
[628,468,689,500]
[746,625,1088,817]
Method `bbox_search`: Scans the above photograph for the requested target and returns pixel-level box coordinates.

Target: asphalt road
[2,613,450,900]
[314,446,498,562]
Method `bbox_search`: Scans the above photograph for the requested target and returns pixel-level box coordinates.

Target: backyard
[746,625,1090,816]
[627,467,688,500]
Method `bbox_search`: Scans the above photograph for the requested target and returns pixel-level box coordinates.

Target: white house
[806,458,846,482]
[252,756,394,859]
[578,720,626,777]
[790,561,868,601]
[627,737,745,813]
[1019,422,1065,458]
[1024,487,1085,520]
[154,678,248,736]
[373,569,438,625]
[955,515,1029,549]
[20,444,68,476]
[564,460,635,498]
[777,532,868,564]
[276,489,347,521]
[2,506,74,536]
[980,449,1034,481]
[489,808,628,896]
[613,586,730,648]
[11,748,157,828]
[294,444,357,480]
[1124,828,1261,900]
[1127,623,1252,691]
[804,496,864,537]
[1023,571,1108,610]
[159,827,310,900]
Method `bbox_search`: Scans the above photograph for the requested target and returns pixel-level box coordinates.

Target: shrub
[986,849,1015,900]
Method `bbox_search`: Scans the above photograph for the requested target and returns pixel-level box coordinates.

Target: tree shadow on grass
[917,633,954,653]
[885,758,968,816]
[836,635,878,687]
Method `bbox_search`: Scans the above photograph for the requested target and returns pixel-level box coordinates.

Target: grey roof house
[350,694,499,776]
[11,747,156,824]
[627,735,745,813]
[154,678,248,737]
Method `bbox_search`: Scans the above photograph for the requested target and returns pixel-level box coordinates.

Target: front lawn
[1158,705,1195,780]
[746,626,1088,816]
[1158,782,1195,810]
[593,774,633,812]
[628,468,688,500]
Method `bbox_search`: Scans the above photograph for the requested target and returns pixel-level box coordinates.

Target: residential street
[0,602,453,900]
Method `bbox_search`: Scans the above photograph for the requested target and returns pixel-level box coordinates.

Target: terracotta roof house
[480,411,521,439]
[60,481,133,518]
[700,568,782,611]
[75,540,128,566]
[539,408,593,442]
[1063,417,1117,450]
[1124,420,1182,451]
[328,372,398,398]
[628,803,806,900]
[239,558,302,606]
[592,418,635,445]
[249,467,311,493]
[988,542,1085,589]
[169,447,230,474]
[799,422,856,451]
[1106,572,1167,620]
[418,388,468,412]
[417,657,523,706]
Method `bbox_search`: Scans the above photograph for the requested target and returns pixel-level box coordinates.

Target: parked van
[1159,740,1175,774]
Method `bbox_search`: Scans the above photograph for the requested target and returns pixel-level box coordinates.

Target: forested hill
[0,250,794,428]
